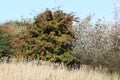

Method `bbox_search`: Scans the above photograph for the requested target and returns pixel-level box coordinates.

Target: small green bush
[101,51,120,73]
[12,9,79,66]
[0,27,12,58]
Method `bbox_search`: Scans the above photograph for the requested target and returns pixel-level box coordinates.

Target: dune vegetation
[0,60,119,80]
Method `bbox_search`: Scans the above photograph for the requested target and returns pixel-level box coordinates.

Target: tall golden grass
[0,61,119,80]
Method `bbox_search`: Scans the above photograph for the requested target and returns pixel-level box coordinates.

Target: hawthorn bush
[12,9,80,66]
[73,17,120,73]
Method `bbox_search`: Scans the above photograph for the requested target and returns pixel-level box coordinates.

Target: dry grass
[0,61,119,80]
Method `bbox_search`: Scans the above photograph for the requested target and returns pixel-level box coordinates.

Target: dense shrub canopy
[73,17,120,73]
[12,9,79,65]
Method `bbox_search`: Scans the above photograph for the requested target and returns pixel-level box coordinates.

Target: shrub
[12,9,79,66]
[73,17,120,73]
[103,24,120,73]
[0,27,12,58]
[73,17,110,63]
[98,51,120,73]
